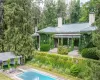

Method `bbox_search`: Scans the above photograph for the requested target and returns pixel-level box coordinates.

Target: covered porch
[53,34,81,49]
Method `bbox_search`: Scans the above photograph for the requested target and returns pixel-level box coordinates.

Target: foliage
[79,2,89,22]
[58,46,68,55]
[92,0,100,59]
[70,64,81,76]
[90,62,100,80]
[40,44,50,51]
[38,0,67,29]
[68,0,80,23]
[3,0,34,61]
[81,48,99,60]
[7,59,11,69]
[0,0,5,52]
[71,39,74,50]
[57,0,67,17]
[80,33,95,51]
[29,51,100,79]
[14,58,18,68]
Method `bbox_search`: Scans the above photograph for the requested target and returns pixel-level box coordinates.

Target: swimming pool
[18,70,56,80]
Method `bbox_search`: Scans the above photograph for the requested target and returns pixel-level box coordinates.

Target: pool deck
[2,69,23,80]
[2,66,67,80]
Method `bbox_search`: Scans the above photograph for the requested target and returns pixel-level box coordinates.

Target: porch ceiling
[54,34,81,38]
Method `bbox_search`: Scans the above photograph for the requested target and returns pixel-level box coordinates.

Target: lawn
[0,73,12,80]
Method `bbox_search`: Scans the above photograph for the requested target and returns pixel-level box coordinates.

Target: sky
[80,0,89,3]
[66,0,90,4]
[34,0,90,9]
[80,0,90,3]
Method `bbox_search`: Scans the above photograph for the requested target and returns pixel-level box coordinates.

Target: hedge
[31,51,100,79]
[81,48,99,60]
[40,44,50,51]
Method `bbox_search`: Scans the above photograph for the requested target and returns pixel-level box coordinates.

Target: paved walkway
[49,48,58,53]
[49,48,81,57]
[68,50,81,57]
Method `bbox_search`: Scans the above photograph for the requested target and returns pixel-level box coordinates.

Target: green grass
[27,63,82,80]
[0,73,12,80]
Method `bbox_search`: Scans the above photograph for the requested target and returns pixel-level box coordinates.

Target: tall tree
[43,0,57,27]
[0,0,4,52]
[92,0,100,59]
[69,0,80,23]
[4,0,34,61]
[38,0,67,29]
[79,2,90,22]
[57,0,67,24]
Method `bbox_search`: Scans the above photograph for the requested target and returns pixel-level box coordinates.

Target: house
[0,52,22,67]
[33,12,96,50]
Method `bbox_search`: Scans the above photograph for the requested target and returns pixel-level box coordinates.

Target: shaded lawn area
[0,73,12,80]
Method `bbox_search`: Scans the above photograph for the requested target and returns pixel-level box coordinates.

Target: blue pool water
[18,70,56,80]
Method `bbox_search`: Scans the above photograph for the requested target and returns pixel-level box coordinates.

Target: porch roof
[38,23,96,33]
[54,34,81,38]
[0,52,22,62]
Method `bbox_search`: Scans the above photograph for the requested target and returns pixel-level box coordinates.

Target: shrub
[90,63,100,80]
[7,59,11,69]
[29,51,100,79]
[70,64,81,76]
[40,44,50,51]
[58,46,68,55]
[81,48,99,60]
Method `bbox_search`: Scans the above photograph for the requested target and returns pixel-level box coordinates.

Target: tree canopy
[2,0,35,61]
[38,0,67,29]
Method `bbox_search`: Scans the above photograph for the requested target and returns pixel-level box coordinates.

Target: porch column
[67,38,69,47]
[78,38,81,48]
[1,62,3,69]
[38,35,40,51]
[58,38,59,47]
[61,38,63,46]
[71,38,74,50]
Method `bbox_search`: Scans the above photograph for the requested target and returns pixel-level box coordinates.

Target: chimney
[58,17,62,27]
[89,12,95,26]
[35,26,38,32]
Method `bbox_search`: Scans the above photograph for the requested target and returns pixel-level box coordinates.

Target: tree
[57,0,67,24]
[43,0,57,27]
[4,0,34,62]
[69,0,80,23]
[0,0,5,52]
[38,0,67,29]
[79,2,90,22]
[92,0,100,59]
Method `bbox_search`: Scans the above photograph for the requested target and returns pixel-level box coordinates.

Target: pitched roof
[80,26,97,32]
[38,23,96,33]
[0,52,21,61]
